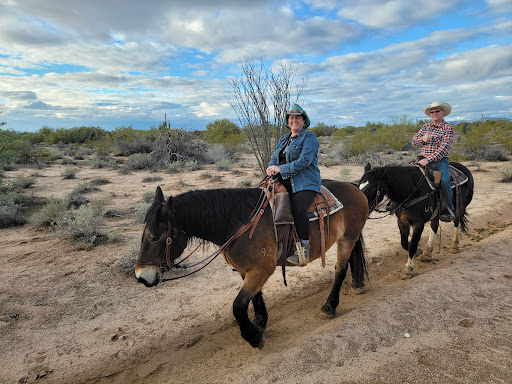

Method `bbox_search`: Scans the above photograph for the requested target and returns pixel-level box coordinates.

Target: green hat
[285,104,310,129]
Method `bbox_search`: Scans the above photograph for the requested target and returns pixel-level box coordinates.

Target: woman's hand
[266,165,280,176]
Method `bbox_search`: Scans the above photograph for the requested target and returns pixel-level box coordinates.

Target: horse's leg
[448,224,460,253]
[233,267,272,349]
[419,226,436,262]
[321,238,354,317]
[251,291,268,329]
[401,223,424,278]
[349,236,366,294]
[397,219,410,251]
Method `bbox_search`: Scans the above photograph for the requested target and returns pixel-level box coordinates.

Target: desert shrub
[142,191,154,203]
[141,176,163,183]
[9,176,36,191]
[215,159,232,171]
[337,168,353,182]
[90,157,118,169]
[152,129,208,166]
[0,191,27,228]
[89,178,111,186]
[462,145,508,161]
[40,126,107,145]
[236,178,253,187]
[62,166,78,179]
[67,193,89,208]
[59,202,105,245]
[499,167,512,182]
[72,182,100,194]
[166,162,182,174]
[124,153,154,171]
[34,196,67,229]
[206,143,230,163]
[310,122,337,137]
[202,119,244,147]
[184,160,200,171]
[321,157,339,167]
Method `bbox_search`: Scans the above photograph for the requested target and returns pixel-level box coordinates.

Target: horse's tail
[349,234,368,289]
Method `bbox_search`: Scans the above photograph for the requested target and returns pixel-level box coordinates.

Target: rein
[367,169,428,220]
[159,180,270,282]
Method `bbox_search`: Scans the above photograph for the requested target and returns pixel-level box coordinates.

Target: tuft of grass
[236,178,253,187]
[215,159,232,171]
[142,176,163,183]
[166,162,182,174]
[0,191,27,228]
[499,167,512,183]
[59,201,112,246]
[72,181,100,195]
[184,160,200,171]
[9,176,36,191]
[61,166,78,179]
[337,168,353,182]
[33,196,67,229]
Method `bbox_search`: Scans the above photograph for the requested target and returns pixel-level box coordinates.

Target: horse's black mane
[146,187,262,243]
[375,165,425,202]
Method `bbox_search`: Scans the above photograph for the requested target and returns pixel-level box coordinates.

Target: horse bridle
[136,220,176,271]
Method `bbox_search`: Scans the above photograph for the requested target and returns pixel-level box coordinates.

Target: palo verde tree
[227,59,306,175]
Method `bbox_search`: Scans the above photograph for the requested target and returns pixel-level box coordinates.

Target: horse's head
[358,163,388,212]
[135,186,178,287]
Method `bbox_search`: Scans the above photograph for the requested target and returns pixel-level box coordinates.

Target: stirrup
[439,207,455,222]
[287,243,309,266]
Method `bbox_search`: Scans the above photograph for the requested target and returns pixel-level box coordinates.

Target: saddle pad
[307,186,343,222]
[449,165,469,187]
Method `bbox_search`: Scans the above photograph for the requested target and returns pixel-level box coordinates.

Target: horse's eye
[148,233,161,242]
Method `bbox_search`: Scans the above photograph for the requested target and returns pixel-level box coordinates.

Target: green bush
[9,176,36,191]
[34,196,67,229]
[62,167,78,179]
[0,191,27,228]
[500,167,512,182]
[202,119,244,147]
[310,122,337,137]
[59,202,104,245]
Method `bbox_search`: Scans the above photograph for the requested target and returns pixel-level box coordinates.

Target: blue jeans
[430,158,454,210]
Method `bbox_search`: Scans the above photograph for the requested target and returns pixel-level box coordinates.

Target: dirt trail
[1,161,511,384]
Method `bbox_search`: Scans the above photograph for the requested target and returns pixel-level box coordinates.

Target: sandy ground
[1,157,511,384]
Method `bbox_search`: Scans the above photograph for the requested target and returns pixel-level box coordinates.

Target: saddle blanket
[307,186,343,222]
[449,165,469,187]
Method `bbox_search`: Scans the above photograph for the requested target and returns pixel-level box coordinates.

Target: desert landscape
[1,157,511,384]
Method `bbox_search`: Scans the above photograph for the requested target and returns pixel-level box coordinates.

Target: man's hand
[418,158,429,167]
[422,133,431,142]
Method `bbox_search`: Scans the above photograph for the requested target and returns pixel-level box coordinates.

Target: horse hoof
[418,253,432,262]
[448,247,458,254]
[349,285,366,295]
[320,304,336,318]
[399,271,413,280]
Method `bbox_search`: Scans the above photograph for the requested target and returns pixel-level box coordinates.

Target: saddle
[259,178,343,268]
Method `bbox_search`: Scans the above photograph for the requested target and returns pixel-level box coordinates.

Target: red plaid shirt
[412,120,454,163]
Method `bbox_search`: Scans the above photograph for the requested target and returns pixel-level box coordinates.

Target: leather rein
[141,181,271,282]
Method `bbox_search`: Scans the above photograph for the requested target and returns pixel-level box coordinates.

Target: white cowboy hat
[423,101,451,117]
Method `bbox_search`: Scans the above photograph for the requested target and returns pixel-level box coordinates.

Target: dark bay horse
[135,180,368,348]
[359,162,473,278]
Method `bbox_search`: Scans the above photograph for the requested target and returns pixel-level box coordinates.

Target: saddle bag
[273,192,294,225]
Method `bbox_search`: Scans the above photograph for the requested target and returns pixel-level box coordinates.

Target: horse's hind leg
[448,225,460,253]
[321,238,354,317]
[349,236,367,294]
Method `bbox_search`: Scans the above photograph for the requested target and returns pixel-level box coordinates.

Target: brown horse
[135,179,368,348]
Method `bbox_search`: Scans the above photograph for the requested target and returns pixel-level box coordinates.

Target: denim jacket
[268,129,321,193]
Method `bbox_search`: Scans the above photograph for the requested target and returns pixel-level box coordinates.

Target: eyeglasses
[430,110,443,114]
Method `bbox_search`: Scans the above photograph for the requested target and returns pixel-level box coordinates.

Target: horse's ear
[364,163,371,172]
[154,186,164,203]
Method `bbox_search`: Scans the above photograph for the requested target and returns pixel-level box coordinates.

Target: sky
[0,0,511,132]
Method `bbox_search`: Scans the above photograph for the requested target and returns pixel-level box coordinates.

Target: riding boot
[287,243,310,266]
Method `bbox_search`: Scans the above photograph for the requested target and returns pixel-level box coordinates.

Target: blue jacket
[268,129,321,193]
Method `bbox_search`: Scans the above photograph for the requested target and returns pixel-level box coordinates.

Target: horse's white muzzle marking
[359,181,369,190]
[135,265,160,287]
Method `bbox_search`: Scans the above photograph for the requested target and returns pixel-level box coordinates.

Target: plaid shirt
[412,120,454,163]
